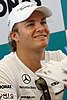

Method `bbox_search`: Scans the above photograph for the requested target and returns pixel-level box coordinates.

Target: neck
[16,49,44,72]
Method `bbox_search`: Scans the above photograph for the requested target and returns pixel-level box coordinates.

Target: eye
[41,19,47,26]
[41,21,47,25]
[26,23,35,27]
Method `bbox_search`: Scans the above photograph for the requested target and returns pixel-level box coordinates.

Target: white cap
[7,1,52,32]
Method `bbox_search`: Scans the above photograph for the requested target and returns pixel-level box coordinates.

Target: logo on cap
[17,4,34,12]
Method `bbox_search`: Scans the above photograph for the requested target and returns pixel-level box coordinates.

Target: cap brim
[35,6,52,18]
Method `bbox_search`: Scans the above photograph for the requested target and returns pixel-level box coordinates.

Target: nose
[36,23,45,33]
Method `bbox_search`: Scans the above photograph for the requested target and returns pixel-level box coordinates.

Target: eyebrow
[41,18,47,23]
[42,18,46,21]
[25,17,46,23]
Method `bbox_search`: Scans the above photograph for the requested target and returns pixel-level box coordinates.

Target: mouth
[34,34,47,38]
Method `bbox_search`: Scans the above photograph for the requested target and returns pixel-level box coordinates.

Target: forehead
[24,11,46,22]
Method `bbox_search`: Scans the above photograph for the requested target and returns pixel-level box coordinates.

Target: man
[0,1,66,100]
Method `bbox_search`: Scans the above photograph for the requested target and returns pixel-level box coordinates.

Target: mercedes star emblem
[22,74,31,84]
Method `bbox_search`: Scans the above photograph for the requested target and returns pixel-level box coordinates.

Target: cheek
[45,27,50,36]
[19,33,30,44]
[18,27,34,43]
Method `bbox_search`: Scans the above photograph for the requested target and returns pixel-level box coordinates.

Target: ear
[10,32,19,42]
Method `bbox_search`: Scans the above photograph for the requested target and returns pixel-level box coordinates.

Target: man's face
[13,11,50,51]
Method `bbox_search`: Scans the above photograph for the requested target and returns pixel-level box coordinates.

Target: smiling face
[10,11,50,52]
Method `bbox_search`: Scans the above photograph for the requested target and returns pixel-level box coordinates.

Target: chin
[41,42,48,48]
[38,44,48,49]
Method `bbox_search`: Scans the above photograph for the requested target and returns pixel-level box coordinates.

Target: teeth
[34,33,47,38]
[34,35,38,38]
[34,35,46,38]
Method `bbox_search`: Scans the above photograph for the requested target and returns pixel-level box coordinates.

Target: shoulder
[0,52,14,64]
[0,52,15,72]
[0,52,17,88]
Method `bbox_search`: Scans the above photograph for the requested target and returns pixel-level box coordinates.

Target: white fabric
[45,50,66,62]
[0,50,66,100]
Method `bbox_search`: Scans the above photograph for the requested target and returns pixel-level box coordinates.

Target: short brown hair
[8,24,18,52]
